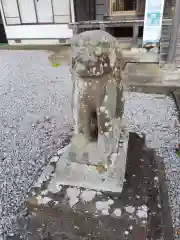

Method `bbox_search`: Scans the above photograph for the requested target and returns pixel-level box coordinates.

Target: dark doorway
[0,12,7,44]
[113,27,133,38]
[138,26,144,38]
[74,0,96,22]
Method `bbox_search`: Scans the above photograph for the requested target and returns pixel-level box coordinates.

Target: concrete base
[49,128,129,193]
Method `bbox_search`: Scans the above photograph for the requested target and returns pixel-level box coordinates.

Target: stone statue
[53,30,129,192]
[69,30,127,169]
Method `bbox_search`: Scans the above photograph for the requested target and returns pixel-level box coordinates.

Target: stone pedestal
[64,30,128,192]
[51,123,129,192]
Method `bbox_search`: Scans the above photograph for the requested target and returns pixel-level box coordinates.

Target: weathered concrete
[123,50,159,63]
[7,133,173,240]
[123,63,180,94]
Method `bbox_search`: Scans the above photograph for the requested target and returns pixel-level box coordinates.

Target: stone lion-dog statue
[70,30,127,168]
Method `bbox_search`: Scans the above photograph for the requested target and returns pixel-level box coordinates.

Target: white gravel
[0,50,72,236]
[124,92,180,238]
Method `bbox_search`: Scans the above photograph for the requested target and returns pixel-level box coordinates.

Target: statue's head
[70,30,123,78]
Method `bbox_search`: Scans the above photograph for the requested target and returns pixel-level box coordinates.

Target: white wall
[6,24,73,39]
[0,0,74,44]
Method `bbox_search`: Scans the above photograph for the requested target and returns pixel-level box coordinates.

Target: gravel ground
[124,92,180,239]
[0,50,179,238]
[0,50,73,235]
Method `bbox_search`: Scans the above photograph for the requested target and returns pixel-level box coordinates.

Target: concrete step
[123,63,180,94]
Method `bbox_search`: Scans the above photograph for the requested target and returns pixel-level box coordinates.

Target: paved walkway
[123,62,180,94]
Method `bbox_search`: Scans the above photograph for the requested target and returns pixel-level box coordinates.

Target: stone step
[123,63,180,94]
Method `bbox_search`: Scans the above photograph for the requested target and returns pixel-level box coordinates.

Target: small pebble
[124,230,129,235]
[129,225,133,231]
[50,155,59,163]
[112,208,122,218]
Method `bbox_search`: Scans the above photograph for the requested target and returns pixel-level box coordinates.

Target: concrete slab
[123,63,180,94]
[123,51,159,63]
[48,129,128,193]
[7,133,173,240]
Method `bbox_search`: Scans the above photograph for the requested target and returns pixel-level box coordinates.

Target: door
[18,0,54,23]
[18,0,37,23]
[35,0,53,23]
[52,0,70,23]
[74,0,96,21]
[1,0,21,24]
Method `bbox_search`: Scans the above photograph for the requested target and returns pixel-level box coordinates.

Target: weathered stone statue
[55,30,129,192]
[70,30,127,165]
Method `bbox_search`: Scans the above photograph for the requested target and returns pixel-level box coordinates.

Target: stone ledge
[123,62,180,94]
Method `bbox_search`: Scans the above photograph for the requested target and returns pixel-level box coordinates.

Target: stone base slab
[48,128,129,193]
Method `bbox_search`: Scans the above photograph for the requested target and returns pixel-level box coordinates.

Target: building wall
[172,0,176,7]
[159,0,176,66]
[0,0,74,44]
[159,23,172,66]
[96,0,105,20]
[171,0,180,66]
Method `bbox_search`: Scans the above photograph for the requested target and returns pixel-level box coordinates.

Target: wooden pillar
[104,0,110,18]
[132,23,139,45]
[100,23,106,31]
[70,0,75,23]
[72,24,78,35]
[167,0,180,63]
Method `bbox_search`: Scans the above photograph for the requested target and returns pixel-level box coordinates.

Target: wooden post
[69,0,75,23]
[132,23,139,46]
[100,23,106,31]
[104,0,110,18]
[167,0,180,63]
[72,24,78,35]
